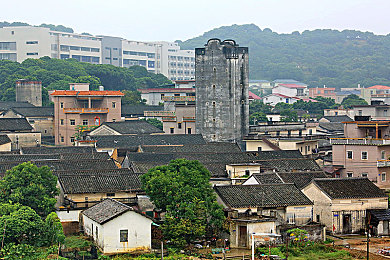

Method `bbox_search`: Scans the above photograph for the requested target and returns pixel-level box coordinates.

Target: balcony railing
[162,96,196,102]
[377,160,390,167]
[61,197,137,210]
[330,138,390,145]
[162,116,176,122]
[183,116,196,122]
[63,108,109,114]
[144,111,175,117]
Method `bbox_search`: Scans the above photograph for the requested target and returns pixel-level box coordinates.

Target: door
[383,220,389,235]
[238,226,247,247]
[343,214,352,234]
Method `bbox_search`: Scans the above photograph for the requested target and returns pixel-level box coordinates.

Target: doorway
[238,226,247,247]
[343,214,352,234]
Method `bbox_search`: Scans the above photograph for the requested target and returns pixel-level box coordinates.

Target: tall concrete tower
[195,39,249,143]
[15,80,42,106]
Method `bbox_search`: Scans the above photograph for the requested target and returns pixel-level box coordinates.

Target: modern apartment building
[51,83,123,146]
[0,26,195,80]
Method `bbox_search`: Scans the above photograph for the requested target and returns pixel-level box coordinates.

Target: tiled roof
[10,107,54,117]
[251,173,283,184]
[93,134,206,148]
[277,171,328,189]
[0,101,35,111]
[311,178,387,199]
[272,79,306,85]
[368,85,390,90]
[50,90,124,96]
[0,135,11,145]
[83,198,140,225]
[139,143,242,154]
[56,168,133,176]
[259,159,321,172]
[255,150,303,160]
[130,161,163,174]
[265,93,300,99]
[323,116,352,122]
[99,120,163,134]
[277,84,307,89]
[0,152,109,162]
[214,184,313,208]
[58,171,142,194]
[248,91,261,100]
[20,146,98,154]
[0,118,33,131]
[368,209,390,221]
[121,105,163,116]
[319,122,344,132]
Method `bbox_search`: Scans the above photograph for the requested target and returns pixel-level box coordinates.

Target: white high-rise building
[0,26,194,80]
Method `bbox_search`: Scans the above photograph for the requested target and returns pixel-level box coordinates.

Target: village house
[309,86,336,100]
[122,104,164,120]
[161,97,195,135]
[0,118,41,150]
[330,119,390,189]
[301,178,388,234]
[138,87,195,106]
[82,198,153,255]
[88,120,163,136]
[352,101,390,120]
[214,184,315,248]
[0,135,11,152]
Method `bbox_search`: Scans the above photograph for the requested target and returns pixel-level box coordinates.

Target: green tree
[122,90,146,105]
[75,75,102,90]
[250,112,267,125]
[0,162,59,217]
[341,94,368,108]
[143,118,163,130]
[280,109,298,122]
[141,159,225,248]
[44,212,65,245]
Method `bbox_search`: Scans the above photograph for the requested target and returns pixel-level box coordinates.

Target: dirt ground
[334,236,390,260]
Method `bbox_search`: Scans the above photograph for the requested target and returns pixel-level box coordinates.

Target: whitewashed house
[82,198,154,254]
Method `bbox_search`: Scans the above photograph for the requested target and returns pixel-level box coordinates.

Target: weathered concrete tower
[195,39,249,143]
[15,79,42,106]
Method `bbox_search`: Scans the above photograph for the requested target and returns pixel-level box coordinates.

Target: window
[70,137,75,143]
[60,136,64,142]
[112,119,116,122]
[112,102,116,108]
[26,41,38,44]
[60,119,64,125]
[245,170,250,176]
[170,128,174,134]
[187,128,192,134]
[120,230,128,242]
[382,173,386,182]
[70,119,75,125]
[358,110,363,116]
[309,129,313,135]
[347,172,353,178]
[174,93,180,97]
[316,215,320,222]
[361,151,368,160]
[384,110,388,117]
[60,102,64,108]
[27,52,38,56]
[362,173,368,178]
[347,151,353,159]
[161,94,165,98]
[107,193,115,197]
[96,226,98,238]
[83,120,88,125]
[382,151,386,160]
[178,123,182,129]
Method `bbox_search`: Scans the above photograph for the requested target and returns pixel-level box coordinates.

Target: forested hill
[0,21,74,33]
[178,24,390,89]
[0,57,171,103]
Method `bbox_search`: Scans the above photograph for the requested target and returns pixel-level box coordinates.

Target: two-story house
[51,83,124,145]
[331,120,390,189]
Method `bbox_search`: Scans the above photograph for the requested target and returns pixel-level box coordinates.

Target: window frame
[346,150,353,159]
[361,151,368,160]
[70,119,75,126]
[382,172,386,182]
[120,229,128,242]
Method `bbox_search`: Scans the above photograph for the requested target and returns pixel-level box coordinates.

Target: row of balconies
[162,116,196,122]
[330,138,390,145]
[63,108,109,114]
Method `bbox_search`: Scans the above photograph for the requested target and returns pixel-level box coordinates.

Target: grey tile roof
[0,101,35,111]
[0,118,33,131]
[10,107,54,117]
[58,171,142,194]
[0,135,11,145]
[255,150,303,160]
[311,178,387,199]
[0,152,109,162]
[121,104,163,117]
[259,158,321,172]
[251,173,284,184]
[368,209,390,221]
[277,171,328,189]
[93,134,206,148]
[139,142,242,153]
[319,122,344,132]
[56,168,133,176]
[20,146,98,154]
[214,184,313,208]
[323,116,352,122]
[99,120,163,134]
[83,198,133,224]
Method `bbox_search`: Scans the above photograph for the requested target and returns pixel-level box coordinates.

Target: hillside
[0,21,74,33]
[178,24,390,89]
[0,57,171,104]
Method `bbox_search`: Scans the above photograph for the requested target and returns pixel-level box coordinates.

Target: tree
[141,159,225,248]
[341,94,368,108]
[0,162,59,217]
[280,109,298,122]
[143,118,163,130]
[122,90,146,105]
[250,112,267,125]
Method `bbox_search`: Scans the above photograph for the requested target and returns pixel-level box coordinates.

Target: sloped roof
[368,85,390,90]
[277,171,328,189]
[256,150,303,160]
[50,90,124,96]
[259,158,321,172]
[323,115,352,122]
[10,107,54,117]
[368,209,390,221]
[250,172,284,184]
[214,184,313,208]
[319,122,344,132]
[0,118,33,131]
[310,178,387,199]
[0,101,35,111]
[277,84,307,89]
[58,171,142,194]
[20,146,98,154]
[121,105,163,116]
[97,120,163,135]
[0,135,11,145]
[248,91,261,100]
[93,134,206,148]
[83,198,152,225]
[139,143,242,154]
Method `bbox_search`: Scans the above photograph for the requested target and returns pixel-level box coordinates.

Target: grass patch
[63,235,92,249]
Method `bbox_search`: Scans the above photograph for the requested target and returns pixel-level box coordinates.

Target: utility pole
[161,240,164,260]
[366,211,371,260]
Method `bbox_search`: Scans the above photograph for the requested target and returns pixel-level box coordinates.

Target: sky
[2,0,390,42]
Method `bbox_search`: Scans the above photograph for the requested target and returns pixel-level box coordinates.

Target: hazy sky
[2,0,389,41]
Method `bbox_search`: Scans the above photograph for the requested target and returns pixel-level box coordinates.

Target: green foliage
[0,57,171,103]
[44,212,66,245]
[0,21,74,33]
[280,109,298,122]
[63,235,93,249]
[143,118,163,130]
[249,101,272,124]
[256,246,285,258]
[0,243,43,259]
[141,159,225,248]
[249,112,267,124]
[122,90,146,105]
[0,162,59,216]
[179,24,390,89]
[341,94,368,108]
